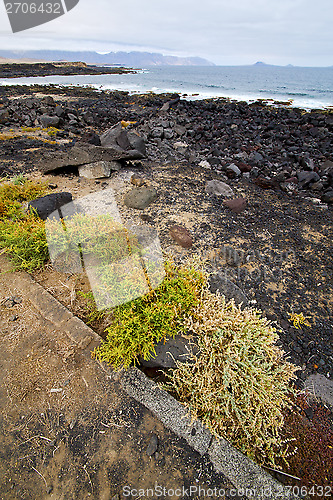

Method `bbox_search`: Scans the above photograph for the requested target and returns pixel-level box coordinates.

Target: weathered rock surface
[38,144,129,174]
[223,197,247,213]
[100,123,146,158]
[39,114,60,128]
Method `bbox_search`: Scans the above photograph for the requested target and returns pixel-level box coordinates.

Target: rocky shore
[0,84,332,386]
[0,61,134,79]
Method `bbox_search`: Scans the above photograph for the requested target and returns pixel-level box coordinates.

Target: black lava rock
[28,192,73,220]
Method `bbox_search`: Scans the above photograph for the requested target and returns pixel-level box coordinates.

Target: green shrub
[93,259,208,369]
[0,177,49,271]
[163,287,299,469]
[0,177,48,220]
[0,213,48,272]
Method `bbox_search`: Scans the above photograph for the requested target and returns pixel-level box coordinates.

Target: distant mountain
[0,50,215,67]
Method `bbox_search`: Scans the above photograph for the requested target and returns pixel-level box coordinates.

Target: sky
[0,0,332,66]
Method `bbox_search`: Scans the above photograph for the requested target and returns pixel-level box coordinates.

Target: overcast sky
[0,0,332,66]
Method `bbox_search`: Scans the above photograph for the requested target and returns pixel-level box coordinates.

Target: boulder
[0,109,9,124]
[38,144,133,174]
[100,123,146,158]
[321,190,333,204]
[160,95,180,112]
[55,105,65,117]
[39,114,60,128]
[28,192,73,220]
[297,170,320,187]
[79,130,101,146]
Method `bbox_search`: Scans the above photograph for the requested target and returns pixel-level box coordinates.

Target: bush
[0,213,48,272]
[278,393,333,489]
[0,177,49,271]
[164,286,299,468]
[93,258,207,369]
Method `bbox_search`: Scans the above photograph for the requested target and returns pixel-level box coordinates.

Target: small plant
[0,177,49,271]
[77,290,106,325]
[21,126,42,133]
[163,287,299,469]
[12,174,26,185]
[0,212,48,271]
[93,258,207,369]
[278,393,333,491]
[288,312,311,329]
[0,177,48,220]
[43,127,58,137]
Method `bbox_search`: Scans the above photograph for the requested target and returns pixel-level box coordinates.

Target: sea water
[1,65,332,110]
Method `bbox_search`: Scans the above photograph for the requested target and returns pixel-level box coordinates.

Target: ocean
[1,65,333,110]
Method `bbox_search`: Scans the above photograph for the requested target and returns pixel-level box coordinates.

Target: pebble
[199,160,211,169]
[130,175,145,187]
[146,433,158,456]
[223,197,247,213]
[205,180,234,197]
[169,225,193,248]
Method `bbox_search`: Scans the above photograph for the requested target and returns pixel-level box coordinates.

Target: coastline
[1,64,332,111]
[0,84,332,370]
[0,81,332,492]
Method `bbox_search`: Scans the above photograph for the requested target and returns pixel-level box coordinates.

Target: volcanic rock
[209,274,248,306]
[139,335,199,368]
[100,122,146,158]
[321,190,333,204]
[28,192,73,220]
[38,144,135,174]
[39,114,60,128]
[0,109,9,124]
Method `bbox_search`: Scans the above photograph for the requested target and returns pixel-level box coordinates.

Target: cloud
[0,0,332,65]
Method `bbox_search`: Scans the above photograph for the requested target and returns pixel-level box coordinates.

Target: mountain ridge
[0,50,215,67]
